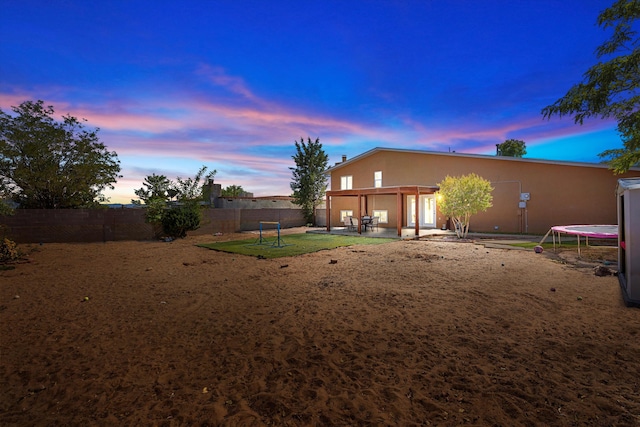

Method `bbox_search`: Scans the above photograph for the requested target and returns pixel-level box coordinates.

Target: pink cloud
[196,64,261,103]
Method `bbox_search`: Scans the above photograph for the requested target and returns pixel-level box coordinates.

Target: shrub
[0,238,19,262]
[161,205,201,238]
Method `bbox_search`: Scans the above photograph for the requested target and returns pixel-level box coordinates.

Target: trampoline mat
[551,225,618,239]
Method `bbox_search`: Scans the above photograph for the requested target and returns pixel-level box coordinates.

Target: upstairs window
[341,175,353,190]
[374,171,382,188]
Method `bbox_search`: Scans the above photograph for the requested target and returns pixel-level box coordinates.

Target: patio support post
[414,188,420,237]
[357,193,362,234]
[325,195,331,232]
[396,191,402,236]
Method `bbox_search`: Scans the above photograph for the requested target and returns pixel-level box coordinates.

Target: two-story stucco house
[325,148,640,236]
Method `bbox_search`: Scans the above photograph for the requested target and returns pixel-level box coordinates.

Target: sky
[0,0,625,204]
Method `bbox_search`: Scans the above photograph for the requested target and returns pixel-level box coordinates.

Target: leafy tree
[132,173,174,224]
[132,173,173,203]
[0,182,15,215]
[133,166,216,238]
[542,0,640,173]
[221,184,245,197]
[290,137,329,225]
[496,139,527,157]
[164,165,215,238]
[436,174,493,239]
[173,165,216,204]
[0,100,121,208]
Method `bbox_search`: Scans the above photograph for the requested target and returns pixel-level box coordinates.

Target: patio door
[407,195,436,228]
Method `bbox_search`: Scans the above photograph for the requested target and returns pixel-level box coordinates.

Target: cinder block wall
[0,209,154,243]
[0,208,310,243]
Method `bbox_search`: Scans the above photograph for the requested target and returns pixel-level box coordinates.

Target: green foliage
[221,184,245,197]
[290,137,329,225]
[161,204,201,239]
[174,166,216,204]
[0,238,19,262]
[436,174,494,238]
[132,173,173,204]
[0,199,14,216]
[145,198,168,225]
[542,0,640,173]
[133,166,215,236]
[132,173,173,224]
[497,139,527,157]
[0,100,121,208]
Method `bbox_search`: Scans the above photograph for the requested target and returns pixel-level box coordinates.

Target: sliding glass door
[407,195,436,227]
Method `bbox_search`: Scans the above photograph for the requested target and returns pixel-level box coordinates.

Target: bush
[161,205,201,238]
[0,238,19,262]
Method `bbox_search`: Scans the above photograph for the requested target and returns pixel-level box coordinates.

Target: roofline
[325,147,640,172]
[617,177,640,190]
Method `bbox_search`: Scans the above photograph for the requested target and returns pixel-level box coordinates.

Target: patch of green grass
[198,233,396,259]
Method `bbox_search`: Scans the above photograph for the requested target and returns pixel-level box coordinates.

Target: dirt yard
[1,230,639,426]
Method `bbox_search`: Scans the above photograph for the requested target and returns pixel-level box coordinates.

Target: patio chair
[348,216,358,231]
[342,216,350,229]
[368,216,379,231]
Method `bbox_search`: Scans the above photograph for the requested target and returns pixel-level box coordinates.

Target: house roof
[617,177,640,191]
[325,147,640,172]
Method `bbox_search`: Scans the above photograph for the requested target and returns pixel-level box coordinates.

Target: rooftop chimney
[342,155,347,162]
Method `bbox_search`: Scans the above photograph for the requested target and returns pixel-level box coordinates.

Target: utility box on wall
[617,178,640,306]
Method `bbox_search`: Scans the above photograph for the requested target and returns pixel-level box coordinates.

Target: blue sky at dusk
[0,0,622,203]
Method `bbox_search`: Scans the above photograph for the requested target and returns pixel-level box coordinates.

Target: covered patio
[325,185,439,237]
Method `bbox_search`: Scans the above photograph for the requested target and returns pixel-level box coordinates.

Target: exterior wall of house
[328,149,640,234]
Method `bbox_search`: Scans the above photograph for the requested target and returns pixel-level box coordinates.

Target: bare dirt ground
[1,229,639,426]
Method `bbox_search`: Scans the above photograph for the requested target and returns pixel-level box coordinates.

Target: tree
[542,0,640,173]
[0,100,121,208]
[436,174,493,239]
[221,184,245,197]
[132,166,216,238]
[173,165,216,204]
[0,180,15,216]
[290,137,329,225]
[496,139,527,157]
[132,173,174,224]
[132,173,173,203]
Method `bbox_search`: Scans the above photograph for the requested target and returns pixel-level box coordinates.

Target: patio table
[361,216,373,231]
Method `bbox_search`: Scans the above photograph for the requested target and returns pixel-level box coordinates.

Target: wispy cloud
[0,63,621,204]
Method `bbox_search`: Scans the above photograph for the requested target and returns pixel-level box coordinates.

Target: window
[340,210,353,222]
[374,171,382,188]
[341,175,353,190]
[372,210,388,223]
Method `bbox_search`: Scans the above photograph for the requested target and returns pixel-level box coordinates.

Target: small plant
[0,238,19,262]
[161,205,201,238]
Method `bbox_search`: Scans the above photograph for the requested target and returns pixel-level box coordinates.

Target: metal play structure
[251,221,292,248]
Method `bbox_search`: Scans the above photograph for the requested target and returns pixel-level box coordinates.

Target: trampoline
[540,225,618,257]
